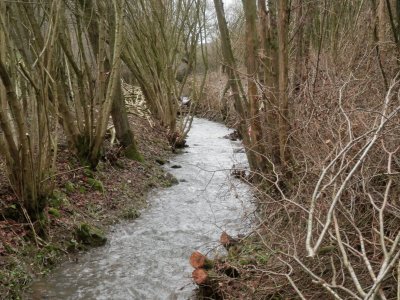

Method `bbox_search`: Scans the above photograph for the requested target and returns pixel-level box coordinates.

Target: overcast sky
[207,0,237,10]
[223,0,235,7]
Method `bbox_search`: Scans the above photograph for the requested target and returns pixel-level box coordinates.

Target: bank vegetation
[194,0,400,299]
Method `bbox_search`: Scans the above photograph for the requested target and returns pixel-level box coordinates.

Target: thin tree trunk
[259,0,281,164]
[242,0,268,173]
[90,0,124,165]
[292,0,304,94]
[104,0,141,159]
[277,0,291,165]
[110,72,143,161]
[213,0,258,171]
[378,0,387,42]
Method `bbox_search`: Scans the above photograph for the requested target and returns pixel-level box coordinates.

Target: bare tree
[58,0,125,167]
[242,0,269,174]
[123,0,206,147]
[0,0,62,220]
[277,0,291,165]
[213,0,259,170]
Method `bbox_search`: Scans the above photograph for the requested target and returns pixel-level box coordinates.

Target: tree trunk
[213,0,258,171]
[242,0,268,174]
[259,0,281,164]
[292,0,304,94]
[83,0,141,163]
[110,71,143,161]
[90,0,124,166]
[378,0,387,42]
[277,0,291,165]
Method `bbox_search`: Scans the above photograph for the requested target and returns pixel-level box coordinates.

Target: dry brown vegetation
[194,0,400,299]
[0,0,206,297]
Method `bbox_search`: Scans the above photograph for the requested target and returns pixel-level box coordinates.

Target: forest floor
[0,114,175,299]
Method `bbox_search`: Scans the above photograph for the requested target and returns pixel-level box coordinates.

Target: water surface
[29,118,252,300]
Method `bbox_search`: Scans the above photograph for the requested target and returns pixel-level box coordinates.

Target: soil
[0,115,174,300]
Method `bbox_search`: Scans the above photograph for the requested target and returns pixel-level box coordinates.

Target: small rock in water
[179,179,188,182]
[171,164,182,169]
[233,148,245,153]
[223,130,241,141]
[164,172,179,186]
[231,169,246,179]
[155,158,166,165]
[75,223,107,247]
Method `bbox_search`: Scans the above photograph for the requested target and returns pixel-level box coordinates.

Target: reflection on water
[29,118,252,300]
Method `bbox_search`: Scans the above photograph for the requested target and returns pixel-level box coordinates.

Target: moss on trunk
[124,143,144,162]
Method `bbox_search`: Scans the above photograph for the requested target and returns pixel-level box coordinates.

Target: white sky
[207,0,237,10]
[224,0,236,6]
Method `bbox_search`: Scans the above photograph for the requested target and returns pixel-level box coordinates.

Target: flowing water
[29,118,253,300]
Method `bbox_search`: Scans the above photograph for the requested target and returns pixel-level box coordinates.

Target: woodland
[0,0,399,299]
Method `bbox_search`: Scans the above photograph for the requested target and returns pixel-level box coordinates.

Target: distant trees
[123,0,206,146]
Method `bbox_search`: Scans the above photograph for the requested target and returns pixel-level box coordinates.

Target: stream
[29,118,253,300]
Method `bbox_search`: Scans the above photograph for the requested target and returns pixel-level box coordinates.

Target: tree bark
[259,0,281,164]
[277,0,291,165]
[110,71,142,161]
[90,0,124,166]
[242,0,268,174]
[292,0,304,94]
[213,0,258,171]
